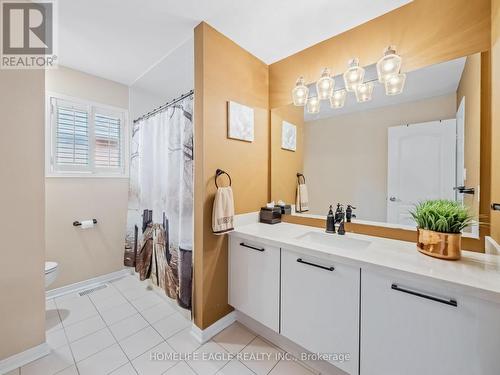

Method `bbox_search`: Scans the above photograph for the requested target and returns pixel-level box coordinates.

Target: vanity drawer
[281,249,360,374]
[361,269,500,375]
[228,236,280,332]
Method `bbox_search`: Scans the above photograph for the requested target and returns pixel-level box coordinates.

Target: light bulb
[343,58,365,92]
[383,61,395,72]
[377,47,402,83]
[292,76,309,106]
[329,89,346,109]
[316,68,335,100]
[306,96,320,114]
[384,73,406,95]
[355,82,374,103]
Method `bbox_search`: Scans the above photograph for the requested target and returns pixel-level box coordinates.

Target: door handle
[454,186,475,195]
[389,196,397,202]
[492,203,500,211]
[239,242,265,252]
[297,258,334,271]
[391,284,457,307]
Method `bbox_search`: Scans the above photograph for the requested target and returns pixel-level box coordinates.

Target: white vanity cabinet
[229,225,500,375]
[361,269,500,375]
[280,249,360,375]
[228,236,280,332]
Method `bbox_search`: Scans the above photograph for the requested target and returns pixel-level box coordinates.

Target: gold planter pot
[416,228,462,260]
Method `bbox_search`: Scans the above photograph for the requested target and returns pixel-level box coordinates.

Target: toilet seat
[45,261,58,274]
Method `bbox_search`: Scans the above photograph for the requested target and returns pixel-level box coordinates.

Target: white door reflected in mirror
[387,119,456,226]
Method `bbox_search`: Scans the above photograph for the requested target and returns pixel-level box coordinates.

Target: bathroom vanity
[228,222,500,375]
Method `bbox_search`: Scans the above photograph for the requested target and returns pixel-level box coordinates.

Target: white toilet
[45,261,59,288]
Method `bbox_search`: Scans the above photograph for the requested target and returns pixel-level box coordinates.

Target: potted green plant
[410,200,474,260]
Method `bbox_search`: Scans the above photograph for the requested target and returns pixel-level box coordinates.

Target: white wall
[130,37,194,120]
[45,66,130,288]
[304,93,456,221]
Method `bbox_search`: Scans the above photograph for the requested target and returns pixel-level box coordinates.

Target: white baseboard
[0,343,50,375]
[46,268,133,299]
[235,311,344,375]
[191,311,236,344]
[485,236,500,255]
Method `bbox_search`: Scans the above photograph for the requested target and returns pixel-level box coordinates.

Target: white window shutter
[94,112,122,169]
[48,95,127,176]
[53,98,90,170]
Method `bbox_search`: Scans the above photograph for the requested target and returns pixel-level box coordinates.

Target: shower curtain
[124,93,193,310]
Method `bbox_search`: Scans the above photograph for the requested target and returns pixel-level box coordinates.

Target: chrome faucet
[334,203,346,235]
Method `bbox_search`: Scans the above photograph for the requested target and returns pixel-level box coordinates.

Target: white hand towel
[296,183,309,213]
[212,186,235,234]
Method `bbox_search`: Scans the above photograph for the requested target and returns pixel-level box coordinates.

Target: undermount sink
[295,231,371,251]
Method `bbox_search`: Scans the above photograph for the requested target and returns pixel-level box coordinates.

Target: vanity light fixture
[384,73,406,95]
[306,96,320,114]
[355,82,374,103]
[377,46,402,83]
[329,89,347,109]
[343,58,365,92]
[292,76,309,106]
[316,68,335,100]
[293,47,406,113]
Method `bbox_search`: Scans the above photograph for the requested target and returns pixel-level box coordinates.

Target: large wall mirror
[271,53,482,237]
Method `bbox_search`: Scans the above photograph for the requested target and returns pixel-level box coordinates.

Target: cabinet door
[361,269,500,375]
[228,236,280,332]
[281,249,360,375]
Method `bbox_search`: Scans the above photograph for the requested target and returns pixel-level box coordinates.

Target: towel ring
[215,169,232,188]
[297,173,306,184]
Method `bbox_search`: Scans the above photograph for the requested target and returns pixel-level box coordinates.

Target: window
[46,94,128,176]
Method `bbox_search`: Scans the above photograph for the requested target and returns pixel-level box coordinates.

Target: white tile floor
[10,274,315,375]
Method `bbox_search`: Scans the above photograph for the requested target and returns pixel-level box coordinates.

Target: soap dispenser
[326,205,336,233]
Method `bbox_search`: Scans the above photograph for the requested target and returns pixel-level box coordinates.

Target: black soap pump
[326,205,336,233]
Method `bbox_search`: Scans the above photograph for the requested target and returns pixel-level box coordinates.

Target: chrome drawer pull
[240,242,265,252]
[391,284,457,307]
[297,258,334,271]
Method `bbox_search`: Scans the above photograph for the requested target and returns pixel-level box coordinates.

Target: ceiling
[58,0,412,86]
[304,57,467,122]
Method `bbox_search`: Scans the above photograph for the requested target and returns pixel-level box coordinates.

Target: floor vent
[78,284,108,296]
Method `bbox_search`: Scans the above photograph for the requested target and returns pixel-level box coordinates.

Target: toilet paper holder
[73,219,98,227]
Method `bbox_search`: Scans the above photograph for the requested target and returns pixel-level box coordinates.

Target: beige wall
[457,54,481,219]
[45,66,129,288]
[46,66,128,108]
[492,0,500,243]
[194,22,269,329]
[303,94,456,221]
[270,105,304,204]
[0,70,46,359]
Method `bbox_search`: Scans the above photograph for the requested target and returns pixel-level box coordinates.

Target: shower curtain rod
[133,89,194,124]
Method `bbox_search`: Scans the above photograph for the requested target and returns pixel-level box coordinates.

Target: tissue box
[260,207,282,224]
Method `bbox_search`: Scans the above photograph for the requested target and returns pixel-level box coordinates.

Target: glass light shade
[355,82,374,103]
[377,47,402,83]
[316,68,335,100]
[343,58,365,92]
[306,96,320,114]
[292,76,309,106]
[329,89,347,109]
[384,73,406,95]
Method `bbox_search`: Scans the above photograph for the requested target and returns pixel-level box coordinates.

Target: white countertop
[230,222,500,302]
